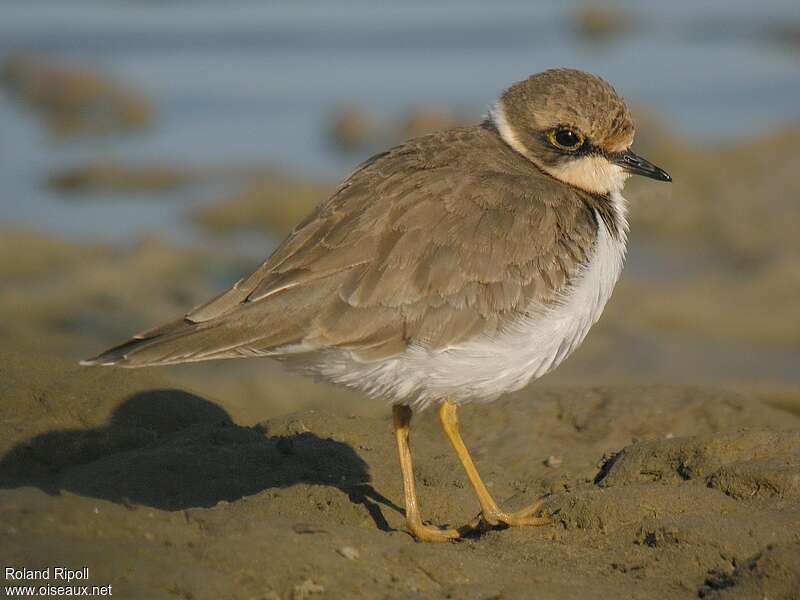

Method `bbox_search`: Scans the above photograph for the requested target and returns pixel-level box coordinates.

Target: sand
[1,351,798,599]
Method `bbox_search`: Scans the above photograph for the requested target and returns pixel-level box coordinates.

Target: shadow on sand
[0,389,396,530]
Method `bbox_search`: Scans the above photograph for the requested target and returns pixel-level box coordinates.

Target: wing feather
[83,126,599,367]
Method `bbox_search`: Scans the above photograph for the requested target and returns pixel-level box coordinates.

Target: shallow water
[0,0,798,244]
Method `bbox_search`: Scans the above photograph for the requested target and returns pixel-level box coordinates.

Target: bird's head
[490,68,671,195]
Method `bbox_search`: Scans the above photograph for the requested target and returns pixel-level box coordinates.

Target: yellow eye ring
[548,127,584,151]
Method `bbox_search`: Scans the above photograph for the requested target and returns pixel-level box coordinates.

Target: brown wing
[83,126,597,367]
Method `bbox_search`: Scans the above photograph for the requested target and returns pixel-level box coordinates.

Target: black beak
[614,149,672,182]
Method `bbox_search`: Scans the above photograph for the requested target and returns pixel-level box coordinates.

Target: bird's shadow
[0,389,397,530]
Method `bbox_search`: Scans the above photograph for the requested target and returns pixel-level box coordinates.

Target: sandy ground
[1,351,798,599]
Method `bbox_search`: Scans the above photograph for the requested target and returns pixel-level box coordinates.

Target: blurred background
[1,0,798,421]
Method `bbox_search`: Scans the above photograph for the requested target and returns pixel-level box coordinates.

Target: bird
[83,69,671,542]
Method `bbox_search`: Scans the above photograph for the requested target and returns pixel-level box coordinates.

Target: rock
[326,105,379,152]
[336,546,360,560]
[394,108,466,140]
[292,580,324,600]
[192,172,332,236]
[1,54,155,138]
[48,163,197,194]
[544,455,563,468]
[570,4,634,43]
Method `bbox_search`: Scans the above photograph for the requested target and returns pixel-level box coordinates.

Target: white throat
[490,99,631,196]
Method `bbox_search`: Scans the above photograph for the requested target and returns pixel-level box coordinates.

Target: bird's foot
[469,498,551,530]
[406,521,461,543]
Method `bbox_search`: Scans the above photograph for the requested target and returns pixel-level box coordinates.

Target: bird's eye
[549,128,584,151]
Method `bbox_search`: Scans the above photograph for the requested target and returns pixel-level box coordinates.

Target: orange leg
[438,400,550,529]
[393,404,460,542]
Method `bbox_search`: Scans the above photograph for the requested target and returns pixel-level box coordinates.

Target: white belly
[311,199,628,410]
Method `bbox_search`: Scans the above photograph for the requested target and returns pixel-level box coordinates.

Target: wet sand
[1,351,798,599]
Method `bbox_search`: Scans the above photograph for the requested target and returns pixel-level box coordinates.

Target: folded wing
[83,128,595,368]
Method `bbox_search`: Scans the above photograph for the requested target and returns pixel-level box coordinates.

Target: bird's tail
[80,316,253,368]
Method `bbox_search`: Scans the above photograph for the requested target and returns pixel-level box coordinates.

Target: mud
[1,352,798,599]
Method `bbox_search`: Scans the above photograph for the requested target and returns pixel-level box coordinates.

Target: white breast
[309,195,629,410]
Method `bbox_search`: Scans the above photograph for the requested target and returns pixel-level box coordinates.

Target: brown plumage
[84,123,604,368]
